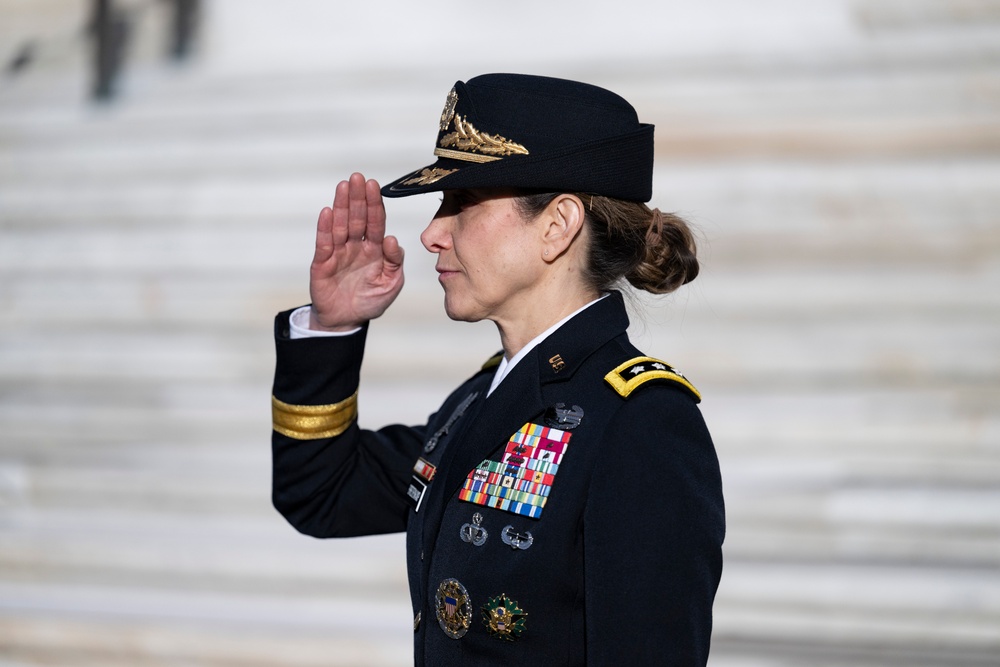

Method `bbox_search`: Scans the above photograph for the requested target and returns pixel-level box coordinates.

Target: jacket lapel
[446,350,546,496]
[417,293,631,559]
[419,348,546,552]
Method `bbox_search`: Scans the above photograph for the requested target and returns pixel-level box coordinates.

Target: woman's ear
[540,194,586,262]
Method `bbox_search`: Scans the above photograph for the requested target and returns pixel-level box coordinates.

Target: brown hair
[514,192,699,295]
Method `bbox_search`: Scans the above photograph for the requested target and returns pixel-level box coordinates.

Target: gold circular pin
[435,578,472,639]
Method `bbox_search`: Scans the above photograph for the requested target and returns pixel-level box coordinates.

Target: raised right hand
[308,173,404,331]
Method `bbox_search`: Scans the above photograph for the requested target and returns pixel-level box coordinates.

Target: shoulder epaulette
[604,356,701,403]
[481,351,504,371]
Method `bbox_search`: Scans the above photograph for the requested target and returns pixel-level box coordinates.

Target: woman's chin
[442,297,484,323]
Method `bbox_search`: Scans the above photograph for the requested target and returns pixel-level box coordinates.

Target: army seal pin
[482,593,527,640]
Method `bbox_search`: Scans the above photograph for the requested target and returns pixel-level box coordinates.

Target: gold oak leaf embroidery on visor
[401,167,459,186]
[271,391,358,439]
[435,114,530,163]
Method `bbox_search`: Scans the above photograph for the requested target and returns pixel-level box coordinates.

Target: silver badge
[543,403,584,430]
[460,512,489,546]
[501,525,534,550]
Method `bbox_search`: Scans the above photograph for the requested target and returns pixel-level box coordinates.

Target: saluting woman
[271,74,725,666]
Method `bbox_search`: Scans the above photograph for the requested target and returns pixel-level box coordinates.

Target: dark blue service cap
[381,73,655,202]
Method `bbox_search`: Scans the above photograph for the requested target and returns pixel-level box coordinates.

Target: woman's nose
[420,213,451,253]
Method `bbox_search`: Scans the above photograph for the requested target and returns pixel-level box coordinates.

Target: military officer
[271,73,725,665]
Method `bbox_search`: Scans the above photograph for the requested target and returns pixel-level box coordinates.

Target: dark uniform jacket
[271,292,725,666]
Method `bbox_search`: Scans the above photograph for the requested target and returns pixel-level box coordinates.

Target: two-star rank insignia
[604,356,701,402]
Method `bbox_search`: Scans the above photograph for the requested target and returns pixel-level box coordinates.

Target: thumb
[383,235,404,270]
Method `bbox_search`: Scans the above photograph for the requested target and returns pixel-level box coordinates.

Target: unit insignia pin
[482,594,527,640]
[500,525,534,550]
[544,403,584,429]
[460,512,489,546]
[435,578,472,639]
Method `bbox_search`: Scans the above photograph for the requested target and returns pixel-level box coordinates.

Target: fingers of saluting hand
[363,177,387,246]
[330,178,351,247]
[330,173,385,245]
[313,202,336,266]
[346,173,368,241]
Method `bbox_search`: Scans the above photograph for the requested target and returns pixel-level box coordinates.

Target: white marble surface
[1,0,999,665]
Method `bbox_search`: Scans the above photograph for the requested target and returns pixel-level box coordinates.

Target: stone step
[2,470,995,571]
[2,1,998,664]
[3,64,997,178]
[0,500,996,655]
[3,10,998,117]
[4,421,995,490]
[1,310,994,388]
[3,162,996,262]
[715,561,1000,658]
[2,265,996,328]
[0,583,413,667]
[9,371,996,454]
[0,509,407,595]
[2,373,996,450]
[0,559,995,667]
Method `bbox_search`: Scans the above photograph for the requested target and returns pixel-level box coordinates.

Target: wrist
[309,306,363,332]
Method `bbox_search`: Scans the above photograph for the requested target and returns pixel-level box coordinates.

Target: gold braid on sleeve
[271,391,358,440]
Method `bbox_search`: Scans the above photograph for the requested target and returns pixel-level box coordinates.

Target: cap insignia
[401,167,458,186]
[439,87,459,131]
[435,114,529,164]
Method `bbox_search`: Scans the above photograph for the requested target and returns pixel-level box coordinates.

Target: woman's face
[420,189,546,324]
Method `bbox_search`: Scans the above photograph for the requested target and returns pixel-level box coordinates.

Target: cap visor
[381,159,468,198]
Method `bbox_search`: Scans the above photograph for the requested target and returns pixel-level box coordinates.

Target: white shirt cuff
[288,306,363,339]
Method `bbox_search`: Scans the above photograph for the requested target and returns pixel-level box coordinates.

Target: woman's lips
[436,267,460,279]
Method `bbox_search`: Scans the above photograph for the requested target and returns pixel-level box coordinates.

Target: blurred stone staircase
[2,1,1000,665]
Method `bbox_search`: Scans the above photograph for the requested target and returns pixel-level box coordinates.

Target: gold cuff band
[272,391,358,440]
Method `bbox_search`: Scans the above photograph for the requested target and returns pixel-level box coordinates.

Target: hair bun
[626,209,699,294]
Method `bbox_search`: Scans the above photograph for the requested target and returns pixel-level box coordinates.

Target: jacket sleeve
[270,309,428,538]
[583,385,725,665]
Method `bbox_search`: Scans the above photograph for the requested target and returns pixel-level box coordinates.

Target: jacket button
[413,611,421,632]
